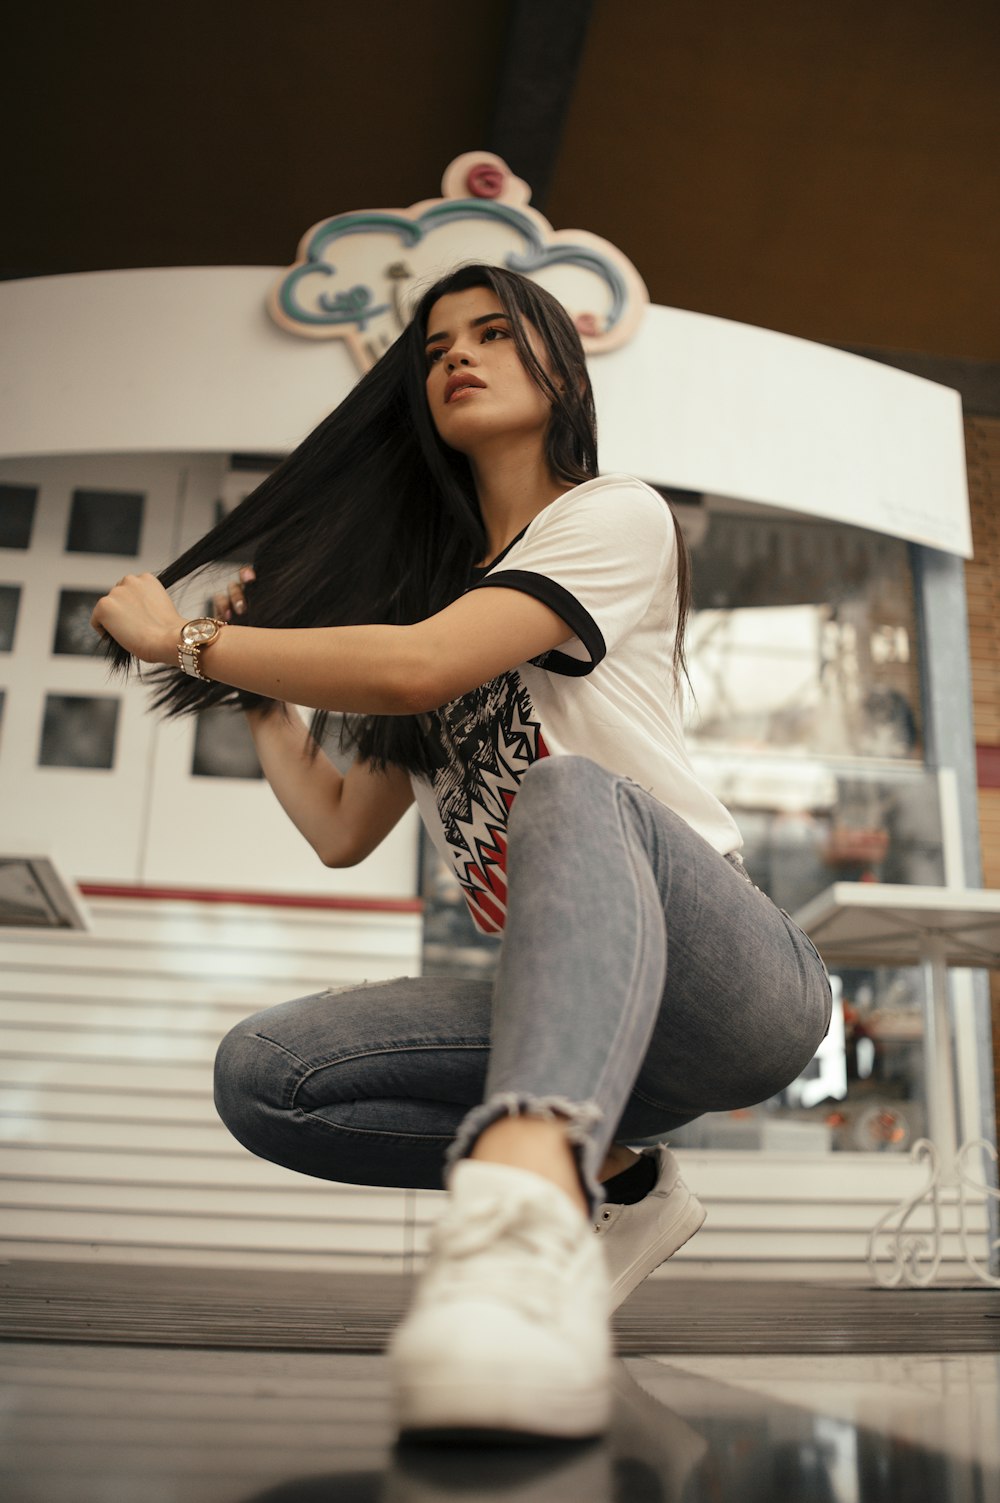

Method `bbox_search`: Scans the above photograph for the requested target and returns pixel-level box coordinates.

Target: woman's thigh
[214,976,493,1189]
[615,797,833,1139]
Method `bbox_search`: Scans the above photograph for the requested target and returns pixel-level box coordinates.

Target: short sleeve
[467,477,677,676]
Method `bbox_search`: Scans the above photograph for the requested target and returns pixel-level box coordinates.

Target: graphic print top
[410,474,743,934]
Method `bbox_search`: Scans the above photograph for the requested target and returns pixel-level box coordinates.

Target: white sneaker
[595,1146,705,1310]
[388,1159,613,1440]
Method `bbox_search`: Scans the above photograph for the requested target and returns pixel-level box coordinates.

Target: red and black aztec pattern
[424,670,548,933]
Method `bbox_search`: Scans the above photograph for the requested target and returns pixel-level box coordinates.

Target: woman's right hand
[213,565,255,622]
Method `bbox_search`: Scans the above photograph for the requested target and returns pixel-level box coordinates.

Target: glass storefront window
[691,756,944,912]
[673,498,935,1153]
[668,755,941,1154]
[681,502,922,763]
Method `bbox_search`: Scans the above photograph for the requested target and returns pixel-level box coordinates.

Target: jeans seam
[286,1040,490,1110]
[629,1081,683,1115]
[587,780,663,1114]
[251,1032,313,1068]
[777,907,829,967]
[292,1112,457,1145]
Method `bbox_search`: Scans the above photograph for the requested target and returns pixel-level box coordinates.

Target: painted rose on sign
[267,152,649,373]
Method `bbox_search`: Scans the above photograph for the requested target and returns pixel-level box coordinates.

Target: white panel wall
[0,895,425,1270]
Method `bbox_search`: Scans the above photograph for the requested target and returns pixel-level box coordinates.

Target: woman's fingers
[215,566,255,620]
[233,566,255,615]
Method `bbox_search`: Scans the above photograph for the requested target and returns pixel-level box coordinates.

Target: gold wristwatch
[177,617,226,680]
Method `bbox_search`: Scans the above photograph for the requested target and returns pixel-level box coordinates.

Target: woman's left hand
[90,573,186,665]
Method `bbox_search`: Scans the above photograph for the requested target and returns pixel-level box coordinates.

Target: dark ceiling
[5,0,1000,361]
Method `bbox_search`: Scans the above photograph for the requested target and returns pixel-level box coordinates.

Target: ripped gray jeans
[214,756,832,1214]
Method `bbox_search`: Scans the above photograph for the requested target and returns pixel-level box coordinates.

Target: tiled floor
[2,1342,998,1502]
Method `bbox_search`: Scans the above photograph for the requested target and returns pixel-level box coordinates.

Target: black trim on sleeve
[467,568,606,677]
[468,525,531,580]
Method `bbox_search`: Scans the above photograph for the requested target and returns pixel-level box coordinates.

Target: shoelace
[421,1196,578,1323]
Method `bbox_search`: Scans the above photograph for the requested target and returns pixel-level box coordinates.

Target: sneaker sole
[393,1374,611,1440]
[608,1184,707,1309]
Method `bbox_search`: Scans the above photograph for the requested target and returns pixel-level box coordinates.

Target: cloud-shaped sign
[267,152,649,372]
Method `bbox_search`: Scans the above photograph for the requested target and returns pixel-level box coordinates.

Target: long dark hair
[107,261,691,773]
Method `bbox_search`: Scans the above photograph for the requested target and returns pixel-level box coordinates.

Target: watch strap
[177,619,226,680]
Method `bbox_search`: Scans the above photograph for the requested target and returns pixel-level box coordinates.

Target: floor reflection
[2,1345,998,1502]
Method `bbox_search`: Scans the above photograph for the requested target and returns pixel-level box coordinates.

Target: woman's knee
[510,755,605,827]
[213,1020,283,1152]
[213,987,361,1149]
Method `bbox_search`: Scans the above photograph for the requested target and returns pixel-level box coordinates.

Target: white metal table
[792,882,1000,1286]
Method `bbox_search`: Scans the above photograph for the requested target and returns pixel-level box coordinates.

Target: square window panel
[0,485,39,549]
[38,694,119,770]
[191,705,264,779]
[65,489,144,556]
[0,585,21,651]
[52,589,103,656]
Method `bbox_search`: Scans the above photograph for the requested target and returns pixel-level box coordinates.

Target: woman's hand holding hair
[213,566,256,622]
[90,573,186,665]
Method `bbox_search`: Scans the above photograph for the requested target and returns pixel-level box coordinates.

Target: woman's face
[424,285,555,456]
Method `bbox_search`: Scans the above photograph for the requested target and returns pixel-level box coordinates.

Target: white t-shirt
[411,473,743,934]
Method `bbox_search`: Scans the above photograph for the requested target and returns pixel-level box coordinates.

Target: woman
[92,263,832,1442]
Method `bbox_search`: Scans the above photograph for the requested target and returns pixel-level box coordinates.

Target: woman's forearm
[92,569,574,715]
[193,623,429,715]
[246,705,347,859]
[92,574,429,712]
[246,703,415,867]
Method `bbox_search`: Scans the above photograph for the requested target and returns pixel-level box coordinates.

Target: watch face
[182,618,218,646]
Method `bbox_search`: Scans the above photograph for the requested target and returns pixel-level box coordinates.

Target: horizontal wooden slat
[0,1179,406,1220]
[0,1028,219,1061]
[0,1088,211,1121]
[0,972,339,1007]
[0,1116,237,1152]
[0,1060,218,1093]
[4,908,421,960]
[0,945,393,984]
[0,1207,405,1253]
[0,1146,361,1186]
[0,1001,248,1033]
[81,896,420,930]
[0,1243,406,1273]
